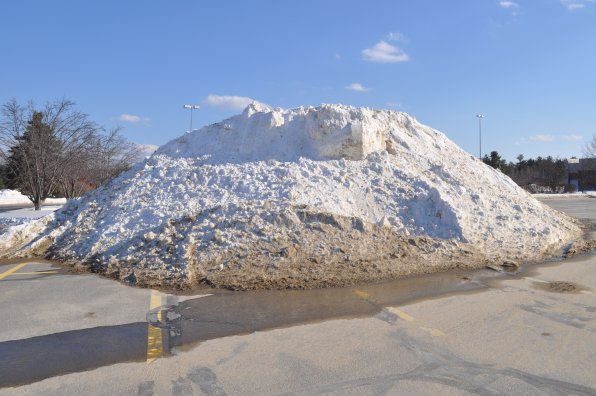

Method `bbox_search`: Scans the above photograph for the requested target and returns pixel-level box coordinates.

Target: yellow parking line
[386,307,414,322]
[0,263,28,280]
[353,289,370,300]
[147,290,163,364]
[420,326,445,337]
[8,271,58,276]
[386,306,446,337]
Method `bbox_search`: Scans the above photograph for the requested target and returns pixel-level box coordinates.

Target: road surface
[0,198,594,395]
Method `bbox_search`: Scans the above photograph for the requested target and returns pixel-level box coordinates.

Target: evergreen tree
[482,151,508,171]
[4,111,61,208]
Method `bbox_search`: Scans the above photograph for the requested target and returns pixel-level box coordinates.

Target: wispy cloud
[499,1,519,8]
[561,134,583,141]
[118,114,141,123]
[529,134,556,142]
[118,114,151,126]
[386,32,408,42]
[561,0,594,10]
[345,83,370,92]
[386,102,402,108]
[203,94,258,111]
[362,40,409,63]
[516,134,584,145]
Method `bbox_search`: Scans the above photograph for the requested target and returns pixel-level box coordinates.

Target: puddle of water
[1,242,593,389]
[0,265,491,389]
[0,323,148,388]
[1,251,594,389]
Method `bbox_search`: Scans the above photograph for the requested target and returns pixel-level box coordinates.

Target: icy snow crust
[0,104,581,289]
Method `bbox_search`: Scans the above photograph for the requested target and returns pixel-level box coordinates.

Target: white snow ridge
[0,104,582,289]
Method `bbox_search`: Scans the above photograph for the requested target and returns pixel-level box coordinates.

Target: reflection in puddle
[0,267,487,388]
[2,252,594,389]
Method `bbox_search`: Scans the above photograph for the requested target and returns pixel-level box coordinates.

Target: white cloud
[529,134,556,142]
[203,94,258,111]
[386,32,407,42]
[567,2,585,9]
[118,114,141,123]
[499,1,519,8]
[386,102,402,108]
[561,0,594,10]
[560,134,583,141]
[362,40,410,63]
[345,83,370,92]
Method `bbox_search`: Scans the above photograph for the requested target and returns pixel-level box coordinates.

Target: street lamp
[183,104,200,133]
[476,114,485,159]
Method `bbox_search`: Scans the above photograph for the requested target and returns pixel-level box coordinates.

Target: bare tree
[0,98,97,209]
[88,127,141,187]
[584,134,596,158]
[58,140,95,199]
[56,126,141,198]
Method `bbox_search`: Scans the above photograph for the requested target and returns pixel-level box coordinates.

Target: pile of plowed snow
[0,104,582,289]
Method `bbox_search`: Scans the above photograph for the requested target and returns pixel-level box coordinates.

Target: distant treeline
[483,151,574,192]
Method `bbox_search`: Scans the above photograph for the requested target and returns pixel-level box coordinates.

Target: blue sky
[1,0,595,161]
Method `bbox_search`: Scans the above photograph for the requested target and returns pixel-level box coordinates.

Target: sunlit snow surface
[0,104,581,282]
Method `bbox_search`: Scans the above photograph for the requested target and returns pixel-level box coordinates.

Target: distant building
[568,157,596,191]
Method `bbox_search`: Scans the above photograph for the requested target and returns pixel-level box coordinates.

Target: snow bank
[0,104,583,289]
[0,189,66,206]
[0,189,29,205]
[534,192,596,199]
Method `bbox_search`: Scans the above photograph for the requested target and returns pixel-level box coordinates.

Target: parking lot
[0,198,594,395]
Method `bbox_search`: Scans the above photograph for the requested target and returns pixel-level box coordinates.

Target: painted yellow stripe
[8,271,58,276]
[386,307,414,322]
[420,326,445,337]
[147,290,163,364]
[353,289,370,300]
[0,263,28,280]
[385,306,446,337]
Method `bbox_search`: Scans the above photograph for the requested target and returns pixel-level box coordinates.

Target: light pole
[476,114,484,159]
[183,104,200,133]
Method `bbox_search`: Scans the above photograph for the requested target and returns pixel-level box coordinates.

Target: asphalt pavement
[0,198,594,395]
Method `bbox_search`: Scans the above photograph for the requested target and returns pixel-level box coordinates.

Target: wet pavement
[0,198,594,394]
[0,260,491,388]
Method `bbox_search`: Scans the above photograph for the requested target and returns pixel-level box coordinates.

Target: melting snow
[0,104,581,289]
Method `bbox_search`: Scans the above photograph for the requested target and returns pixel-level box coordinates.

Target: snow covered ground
[0,105,585,289]
[0,190,65,235]
[0,189,66,206]
[533,192,596,199]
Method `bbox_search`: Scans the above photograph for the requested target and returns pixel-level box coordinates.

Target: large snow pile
[0,104,582,289]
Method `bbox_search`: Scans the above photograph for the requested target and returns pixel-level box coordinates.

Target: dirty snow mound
[0,104,582,289]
